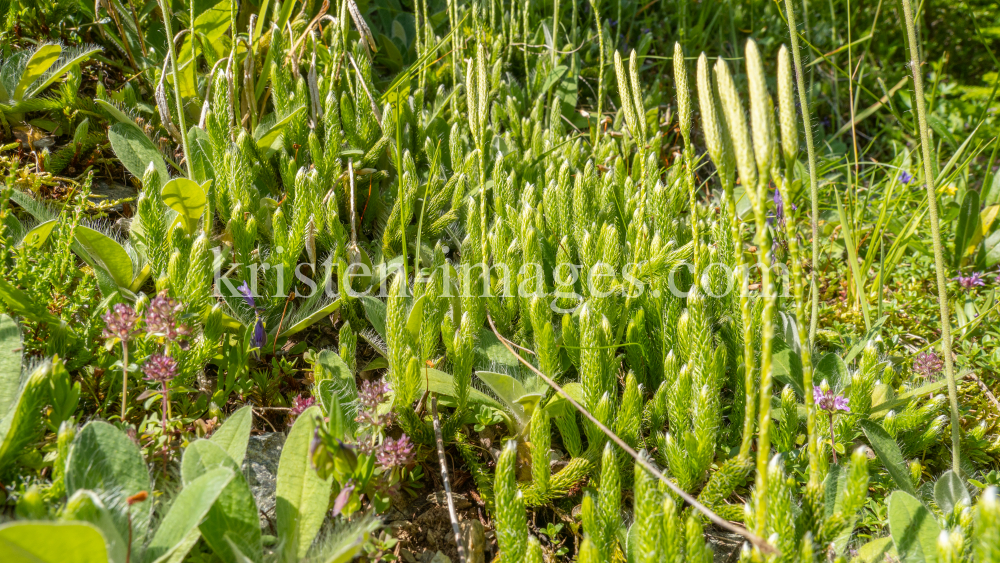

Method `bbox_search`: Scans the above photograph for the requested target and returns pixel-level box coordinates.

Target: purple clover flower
[143,354,178,384]
[376,435,415,469]
[814,386,850,414]
[913,351,944,379]
[102,303,141,342]
[954,272,986,289]
[899,170,913,184]
[145,293,190,342]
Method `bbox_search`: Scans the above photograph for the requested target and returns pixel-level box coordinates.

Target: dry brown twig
[485,312,778,556]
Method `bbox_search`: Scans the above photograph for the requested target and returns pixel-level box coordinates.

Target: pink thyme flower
[289,395,316,424]
[953,272,986,290]
[143,354,178,384]
[814,386,850,414]
[913,351,944,379]
[356,379,393,427]
[102,303,141,342]
[376,435,415,469]
[145,293,190,342]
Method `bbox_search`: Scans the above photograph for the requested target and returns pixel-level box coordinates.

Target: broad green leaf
[314,350,361,435]
[822,463,859,555]
[860,420,916,495]
[814,352,848,389]
[315,349,353,383]
[405,295,425,342]
[0,521,109,563]
[95,100,146,137]
[143,467,235,563]
[279,299,341,338]
[17,219,57,249]
[254,106,306,154]
[66,421,152,541]
[107,123,170,186]
[26,46,102,99]
[276,405,333,560]
[954,190,980,267]
[360,296,387,341]
[160,178,206,224]
[540,65,569,96]
[75,226,134,289]
[543,382,585,419]
[933,470,971,517]
[318,516,381,563]
[984,228,1000,268]
[854,537,895,563]
[182,440,261,563]
[986,170,1000,208]
[0,362,50,479]
[13,44,61,101]
[418,368,500,409]
[772,336,804,398]
[0,314,22,417]
[209,405,253,464]
[187,127,214,183]
[888,490,941,563]
[475,328,520,369]
[476,371,528,409]
[62,490,128,563]
[194,0,232,44]
[150,528,201,563]
[968,204,1000,253]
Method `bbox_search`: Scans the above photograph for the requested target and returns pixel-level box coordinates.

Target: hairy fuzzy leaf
[181,440,261,563]
[276,405,332,560]
[209,405,253,464]
[0,314,22,417]
[66,421,152,543]
[0,521,109,563]
[143,467,235,563]
[888,490,941,563]
[861,420,916,495]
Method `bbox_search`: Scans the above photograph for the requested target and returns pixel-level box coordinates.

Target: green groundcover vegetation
[0,0,999,561]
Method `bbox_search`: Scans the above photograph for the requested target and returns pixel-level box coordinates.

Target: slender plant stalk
[431,396,467,563]
[724,180,757,462]
[781,0,821,346]
[774,170,818,481]
[121,342,129,420]
[674,44,700,275]
[158,0,193,178]
[899,0,962,475]
[588,0,604,147]
[782,0,822,486]
[752,201,776,538]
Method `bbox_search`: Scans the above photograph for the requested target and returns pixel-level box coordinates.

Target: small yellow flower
[938,183,957,196]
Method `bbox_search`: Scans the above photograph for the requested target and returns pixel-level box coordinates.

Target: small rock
[460,520,486,563]
[426,491,472,510]
[427,551,451,563]
[705,526,744,563]
[243,432,286,531]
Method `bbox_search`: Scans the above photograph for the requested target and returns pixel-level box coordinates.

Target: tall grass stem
[899,0,962,475]
[159,0,193,179]
[781,0,821,346]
